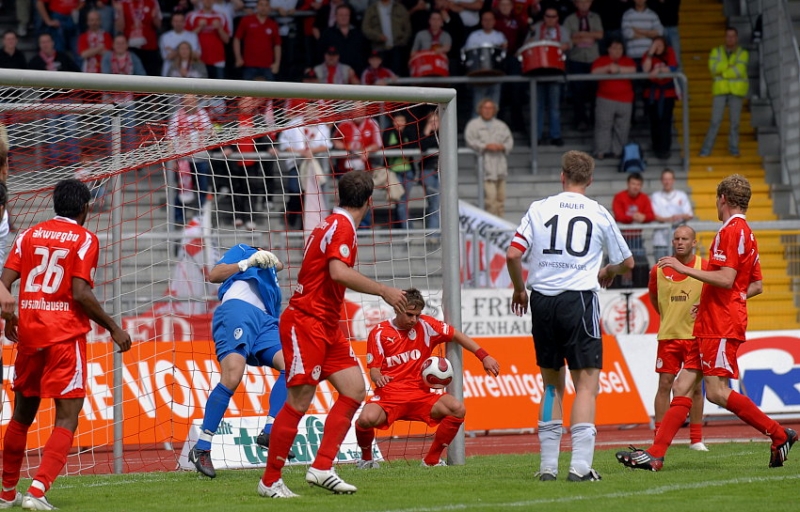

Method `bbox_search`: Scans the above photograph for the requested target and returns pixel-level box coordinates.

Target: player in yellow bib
[647,225,708,451]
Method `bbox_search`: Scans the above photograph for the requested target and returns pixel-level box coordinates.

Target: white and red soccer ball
[421,356,454,389]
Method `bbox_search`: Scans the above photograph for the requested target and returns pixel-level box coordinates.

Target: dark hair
[627,172,644,183]
[338,170,374,208]
[3,30,18,38]
[726,26,738,35]
[404,288,426,310]
[607,37,625,51]
[53,179,91,218]
[661,168,675,178]
[0,182,6,208]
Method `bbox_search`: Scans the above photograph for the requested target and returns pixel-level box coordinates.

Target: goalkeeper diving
[189,244,289,478]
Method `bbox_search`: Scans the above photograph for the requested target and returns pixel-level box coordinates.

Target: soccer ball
[421,356,454,389]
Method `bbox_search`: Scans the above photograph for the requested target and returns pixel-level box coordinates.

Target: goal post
[0,69,469,472]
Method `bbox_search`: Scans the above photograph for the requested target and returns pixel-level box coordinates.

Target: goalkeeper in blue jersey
[189,244,289,478]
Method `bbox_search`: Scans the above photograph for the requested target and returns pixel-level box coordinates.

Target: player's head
[671,225,696,258]
[338,170,374,209]
[395,288,425,330]
[716,174,751,216]
[54,178,91,223]
[560,150,594,187]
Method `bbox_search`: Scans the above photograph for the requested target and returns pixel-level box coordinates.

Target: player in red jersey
[0,179,132,510]
[354,288,500,468]
[616,174,798,472]
[258,170,407,499]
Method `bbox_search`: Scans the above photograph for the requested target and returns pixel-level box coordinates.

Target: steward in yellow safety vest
[708,28,749,97]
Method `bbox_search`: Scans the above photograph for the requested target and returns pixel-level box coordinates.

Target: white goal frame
[0,69,467,470]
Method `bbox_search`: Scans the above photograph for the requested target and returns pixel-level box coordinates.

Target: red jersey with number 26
[367,314,455,394]
[693,214,762,341]
[288,207,357,324]
[5,217,99,348]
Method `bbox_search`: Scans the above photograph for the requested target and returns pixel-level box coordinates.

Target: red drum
[409,51,450,77]
[461,45,506,77]
[517,41,565,76]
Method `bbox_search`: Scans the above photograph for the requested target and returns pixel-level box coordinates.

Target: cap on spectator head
[325,46,339,55]
[368,50,382,59]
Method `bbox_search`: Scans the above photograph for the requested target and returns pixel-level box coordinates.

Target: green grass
[38,443,800,512]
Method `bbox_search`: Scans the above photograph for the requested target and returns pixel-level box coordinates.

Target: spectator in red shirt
[36,0,81,57]
[361,50,397,85]
[186,0,231,79]
[641,36,678,160]
[78,9,112,73]
[114,0,163,76]
[612,171,654,285]
[591,38,636,159]
[234,0,282,80]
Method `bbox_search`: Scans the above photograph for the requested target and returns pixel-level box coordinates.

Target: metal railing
[395,72,691,175]
[751,0,800,216]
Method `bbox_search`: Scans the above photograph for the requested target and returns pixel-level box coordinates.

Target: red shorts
[655,339,701,374]
[368,389,443,429]
[697,337,742,379]
[13,337,87,399]
[280,307,359,386]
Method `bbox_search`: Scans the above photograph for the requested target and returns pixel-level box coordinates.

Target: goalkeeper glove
[238,250,280,271]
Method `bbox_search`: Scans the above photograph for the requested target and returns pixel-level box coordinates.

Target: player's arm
[658,258,737,289]
[451,330,499,377]
[72,277,132,353]
[369,367,392,388]
[329,258,407,314]
[208,258,284,283]
[648,266,659,316]
[0,268,18,318]
[747,280,763,298]
[598,256,635,288]
[505,245,528,317]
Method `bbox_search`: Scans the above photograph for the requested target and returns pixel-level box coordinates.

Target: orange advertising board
[0,332,648,449]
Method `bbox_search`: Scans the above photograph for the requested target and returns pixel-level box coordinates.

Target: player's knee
[451,402,466,419]
[704,388,726,407]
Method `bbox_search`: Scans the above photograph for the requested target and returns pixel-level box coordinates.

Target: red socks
[356,425,375,461]
[424,416,464,466]
[262,404,304,486]
[312,395,361,470]
[726,391,786,445]
[689,423,703,445]
[28,427,74,498]
[650,396,691,458]
[2,420,29,500]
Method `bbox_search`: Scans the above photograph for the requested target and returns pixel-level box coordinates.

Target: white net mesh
[0,76,453,473]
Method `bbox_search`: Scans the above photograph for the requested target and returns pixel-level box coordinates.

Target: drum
[517,41,565,76]
[409,51,450,77]
[461,45,506,77]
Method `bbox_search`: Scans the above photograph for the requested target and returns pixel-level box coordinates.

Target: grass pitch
[41,443,799,512]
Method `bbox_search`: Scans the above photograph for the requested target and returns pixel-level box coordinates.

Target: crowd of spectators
[0,1,682,143]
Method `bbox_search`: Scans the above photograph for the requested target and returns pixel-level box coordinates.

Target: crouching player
[355,288,500,468]
[189,244,289,478]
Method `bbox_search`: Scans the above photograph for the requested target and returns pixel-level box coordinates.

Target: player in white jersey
[506,150,634,482]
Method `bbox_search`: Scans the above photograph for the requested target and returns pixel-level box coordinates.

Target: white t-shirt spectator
[463,29,507,50]
[650,188,693,248]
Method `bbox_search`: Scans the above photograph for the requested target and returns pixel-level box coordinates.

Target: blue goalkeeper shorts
[211,300,281,368]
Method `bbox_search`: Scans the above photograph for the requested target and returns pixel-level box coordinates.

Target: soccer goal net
[0,70,465,475]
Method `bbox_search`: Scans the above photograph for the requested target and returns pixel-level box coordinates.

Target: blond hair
[561,150,594,186]
[717,174,751,212]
